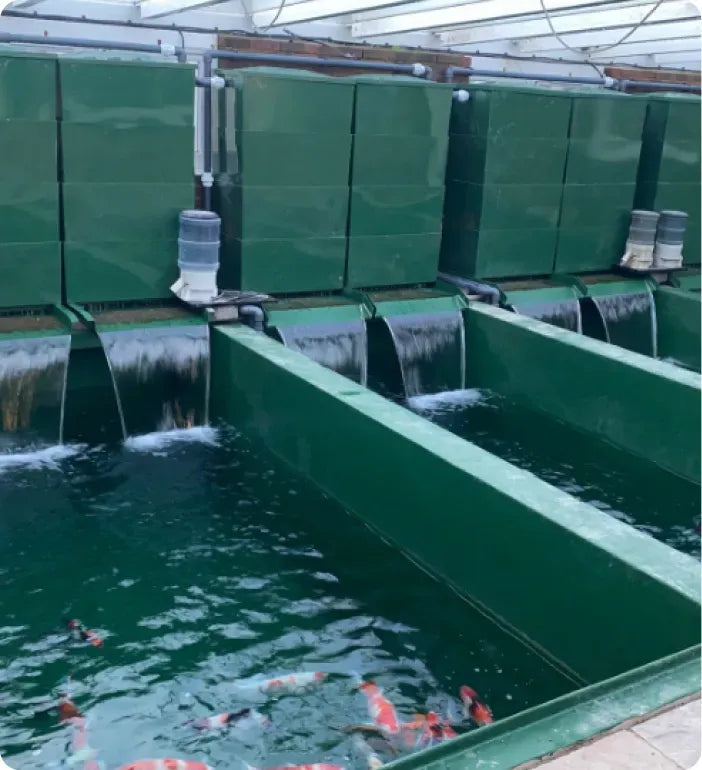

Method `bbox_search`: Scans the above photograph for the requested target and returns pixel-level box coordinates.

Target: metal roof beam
[139,0,229,19]
[351,0,628,38]
[439,0,699,46]
[514,18,702,53]
[249,0,426,28]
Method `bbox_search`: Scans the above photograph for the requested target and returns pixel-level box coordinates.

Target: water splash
[384,312,465,398]
[512,300,582,334]
[277,321,368,386]
[125,426,219,454]
[0,443,85,475]
[98,324,210,439]
[0,335,71,445]
[408,389,489,413]
[591,291,657,357]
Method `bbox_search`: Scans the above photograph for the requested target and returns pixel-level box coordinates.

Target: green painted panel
[346,232,441,288]
[351,134,448,186]
[64,240,178,303]
[672,270,701,291]
[215,182,349,241]
[62,183,192,242]
[641,181,701,223]
[211,324,700,685]
[655,286,701,372]
[446,135,568,185]
[555,224,629,274]
[221,67,354,134]
[368,288,466,317]
[61,125,193,182]
[0,53,56,121]
[0,183,59,243]
[451,85,572,138]
[59,59,194,126]
[440,227,557,280]
[219,236,346,294]
[444,182,562,230]
[266,298,370,328]
[559,183,636,229]
[565,138,643,184]
[352,76,452,137]
[466,302,701,482]
[658,138,701,183]
[0,121,56,182]
[221,131,351,186]
[348,185,444,236]
[569,94,646,141]
[0,242,61,308]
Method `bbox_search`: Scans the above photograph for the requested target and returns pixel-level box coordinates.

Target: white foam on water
[0,443,85,475]
[408,388,488,412]
[124,425,218,454]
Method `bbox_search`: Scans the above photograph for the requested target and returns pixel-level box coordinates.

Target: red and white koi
[358,681,400,736]
[116,760,212,770]
[459,686,493,727]
[66,619,103,648]
[234,672,327,697]
[189,708,268,731]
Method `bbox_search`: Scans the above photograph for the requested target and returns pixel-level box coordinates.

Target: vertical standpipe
[171,209,222,305]
[620,210,660,270]
[654,210,688,269]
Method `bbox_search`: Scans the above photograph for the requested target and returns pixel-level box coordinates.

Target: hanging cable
[538,0,665,55]
[240,0,287,33]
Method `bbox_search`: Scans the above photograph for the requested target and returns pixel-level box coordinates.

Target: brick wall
[605,65,700,94]
[216,33,470,82]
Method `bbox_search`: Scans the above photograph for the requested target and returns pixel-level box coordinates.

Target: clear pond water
[0,425,575,770]
[409,390,701,559]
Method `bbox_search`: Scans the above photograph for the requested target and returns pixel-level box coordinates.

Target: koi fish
[188,708,268,731]
[58,698,83,723]
[116,761,212,770]
[234,672,327,697]
[352,735,384,770]
[245,765,344,770]
[459,686,493,726]
[358,681,400,736]
[66,619,103,647]
[67,716,101,770]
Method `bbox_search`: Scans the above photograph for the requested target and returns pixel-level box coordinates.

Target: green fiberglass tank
[0,50,61,309]
[214,67,354,294]
[636,93,701,266]
[60,57,195,304]
[440,83,571,280]
[346,74,452,289]
[555,89,647,274]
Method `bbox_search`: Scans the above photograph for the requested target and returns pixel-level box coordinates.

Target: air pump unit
[171,209,221,305]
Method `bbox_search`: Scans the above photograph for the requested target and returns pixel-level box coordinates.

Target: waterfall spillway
[383,311,466,398]
[0,334,71,449]
[591,290,657,357]
[97,324,210,439]
[512,299,582,334]
[277,321,368,386]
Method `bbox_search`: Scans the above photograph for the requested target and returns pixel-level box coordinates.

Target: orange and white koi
[358,681,400,736]
[234,672,327,697]
[116,760,212,770]
[66,619,103,647]
[189,708,268,731]
[459,686,493,726]
[67,716,101,770]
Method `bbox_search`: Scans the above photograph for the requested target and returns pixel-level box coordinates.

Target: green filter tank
[213,67,354,294]
[345,74,453,289]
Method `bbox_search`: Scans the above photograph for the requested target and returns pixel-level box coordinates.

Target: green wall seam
[655,286,702,372]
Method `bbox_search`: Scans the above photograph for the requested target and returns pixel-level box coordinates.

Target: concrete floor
[528,695,701,770]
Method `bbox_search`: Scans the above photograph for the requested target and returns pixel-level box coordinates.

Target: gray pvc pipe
[0,31,186,60]
[438,272,500,305]
[445,65,606,85]
[239,304,265,332]
[617,79,700,94]
[200,48,430,210]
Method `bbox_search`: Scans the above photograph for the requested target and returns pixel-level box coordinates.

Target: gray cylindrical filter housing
[656,210,688,245]
[627,210,659,245]
[178,209,221,271]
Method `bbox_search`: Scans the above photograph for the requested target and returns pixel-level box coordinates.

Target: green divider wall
[655,286,701,372]
[60,58,195,304]
[346,76,452,288]
[466,302,701,482]
[211,324,700,685]
[214,67,354,294]
[0,51,61,309]
[636,94,701,266]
